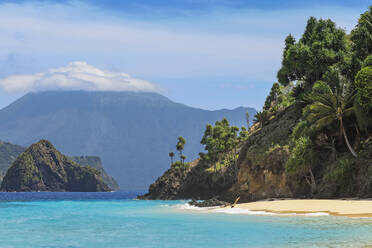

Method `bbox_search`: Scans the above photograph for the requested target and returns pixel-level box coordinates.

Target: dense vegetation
[250,6,372,196]
[142,6,372,201]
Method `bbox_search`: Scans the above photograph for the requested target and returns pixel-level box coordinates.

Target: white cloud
[0,61,160,93]
[0,1,363,82]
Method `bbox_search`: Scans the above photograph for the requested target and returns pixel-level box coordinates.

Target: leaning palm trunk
[304,168,317,194]
[340,119,358,157]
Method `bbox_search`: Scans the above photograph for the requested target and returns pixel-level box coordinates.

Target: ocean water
[0,192,372,248]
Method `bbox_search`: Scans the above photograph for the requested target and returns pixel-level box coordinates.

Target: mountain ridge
[0,90,256,190]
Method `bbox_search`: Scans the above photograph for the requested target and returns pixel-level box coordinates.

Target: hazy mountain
[70,156,119,191]
[0,140,25,182]
[0,91,256,190]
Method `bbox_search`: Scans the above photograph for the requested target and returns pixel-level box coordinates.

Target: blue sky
[0,0,370,110]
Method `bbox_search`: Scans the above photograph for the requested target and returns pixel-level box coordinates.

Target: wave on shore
[175,203,330,216]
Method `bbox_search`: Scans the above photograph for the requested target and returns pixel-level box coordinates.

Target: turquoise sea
[0,192,372,248]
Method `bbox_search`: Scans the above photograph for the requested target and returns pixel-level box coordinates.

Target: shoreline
[219,199,372,218]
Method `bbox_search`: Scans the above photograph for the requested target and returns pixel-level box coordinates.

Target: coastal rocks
[189,198,230,207]
[0,140,110,192]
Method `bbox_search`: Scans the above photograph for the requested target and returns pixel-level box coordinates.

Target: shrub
[285,136,313,175]
[329,158,355,190]
[355,66,372,112]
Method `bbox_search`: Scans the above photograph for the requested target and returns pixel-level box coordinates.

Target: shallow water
[0,192,371,248]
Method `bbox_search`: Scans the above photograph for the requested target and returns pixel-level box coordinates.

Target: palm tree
[306,81,357,157]
[245,112,250,129]
[253,111,269,128]
[180,154,186,166]
[176,136,186,163]
[169,152,175,166]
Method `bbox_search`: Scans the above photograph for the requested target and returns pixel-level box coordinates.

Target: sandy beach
[226,199,372,217]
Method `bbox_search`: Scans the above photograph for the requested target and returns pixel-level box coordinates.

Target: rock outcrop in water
[0,140,110,192]
[189,198,230,207]
[0,140,118,190]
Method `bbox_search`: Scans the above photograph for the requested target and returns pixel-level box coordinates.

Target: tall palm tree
[169,152,174,166]
[306,81,357,157]
[176,136,186,161]
[180,155,186,166]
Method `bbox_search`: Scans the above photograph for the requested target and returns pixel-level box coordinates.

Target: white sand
[225,199,372,217]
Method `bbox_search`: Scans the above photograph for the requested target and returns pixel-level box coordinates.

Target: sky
[0,0,370,110]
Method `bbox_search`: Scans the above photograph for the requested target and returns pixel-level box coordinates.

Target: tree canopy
[277,17,347,89]
[355,56,372,113]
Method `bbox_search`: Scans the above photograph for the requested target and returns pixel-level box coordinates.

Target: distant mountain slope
[0,91,256,190]
[0,140,110,192]
[0,141,25,182]
[70,156,119,191]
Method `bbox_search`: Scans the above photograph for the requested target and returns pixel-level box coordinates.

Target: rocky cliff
[0,140,110,192]
[219,103,307,202]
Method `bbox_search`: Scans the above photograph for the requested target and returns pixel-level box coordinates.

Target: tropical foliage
[277,17,347,89]
[200,118,248,173]
[280,6,372,192]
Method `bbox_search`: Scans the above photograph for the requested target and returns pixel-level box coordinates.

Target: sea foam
[177,203,330,216]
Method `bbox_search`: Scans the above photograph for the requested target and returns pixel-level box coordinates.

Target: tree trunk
[354,122,361,151]
[341,120,358,157]
[308,168,317,194]
[331,137,336,161]
[305,168,317,194]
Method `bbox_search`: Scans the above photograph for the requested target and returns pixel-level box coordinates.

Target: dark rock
[189,198,230,208]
